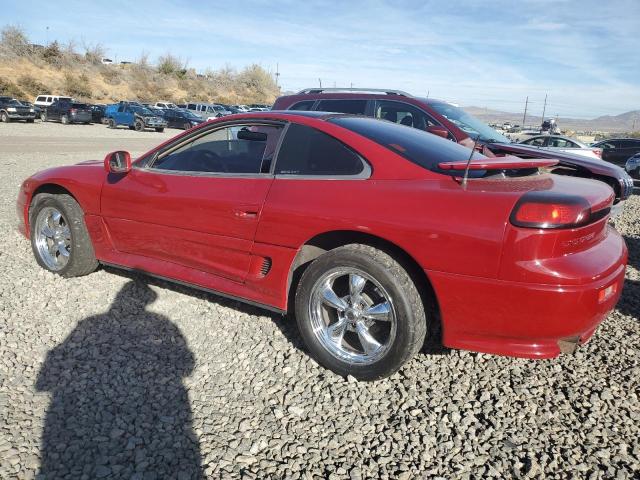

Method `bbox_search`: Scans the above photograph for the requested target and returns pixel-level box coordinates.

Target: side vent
[260,257,272,276]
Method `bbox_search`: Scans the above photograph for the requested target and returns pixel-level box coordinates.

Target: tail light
[510,192,593,229]
[592,148,602,158]
[70,108,77,114]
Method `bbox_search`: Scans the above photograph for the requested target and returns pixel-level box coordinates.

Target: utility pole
[46,26,49,45]
[319,78,322,88]
[522,96,529,128]
[426,90,429,99]
[541,93,548,124]
[274,63,280,89]
[350,82,353,88]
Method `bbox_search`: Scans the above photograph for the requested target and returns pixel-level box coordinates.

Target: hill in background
[0,25,279,105]
[464,106,640,133]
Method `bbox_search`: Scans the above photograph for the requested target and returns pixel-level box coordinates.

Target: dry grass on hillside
[0,25,280,105]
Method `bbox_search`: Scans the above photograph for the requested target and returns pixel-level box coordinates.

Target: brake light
[70,108,77,114]
[510,193,591,229]
[592,148,602,158]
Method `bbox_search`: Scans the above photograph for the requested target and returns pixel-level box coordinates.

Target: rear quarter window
[275,123,366,176]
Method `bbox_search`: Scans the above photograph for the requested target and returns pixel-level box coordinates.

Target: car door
[101,121,285,282]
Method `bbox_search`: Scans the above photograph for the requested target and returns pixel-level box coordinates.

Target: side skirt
[100,261,287,315]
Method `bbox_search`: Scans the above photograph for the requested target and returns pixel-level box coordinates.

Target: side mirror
[104,151,132,174]
[426,125,450,139]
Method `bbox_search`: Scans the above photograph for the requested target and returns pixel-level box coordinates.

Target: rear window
[72,103,88,108]
[289,100,315,111]
[329,116,485,173]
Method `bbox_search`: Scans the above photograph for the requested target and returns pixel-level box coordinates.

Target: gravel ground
[0,122,638,479]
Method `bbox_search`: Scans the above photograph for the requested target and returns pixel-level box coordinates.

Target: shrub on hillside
[0,78,25,98]
[41,41,63,65]
[17,74,48,97]
[63,72,92,98]
[157,54,182,75]
[99,65,121,85]
[0,25,30,57]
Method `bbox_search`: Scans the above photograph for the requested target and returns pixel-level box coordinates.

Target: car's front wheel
[61,114,69,125]
[134,120,144,131]
[108,118,116,128]
[29,194,98,277]
[1,111,10,123]
[295,244,427,380]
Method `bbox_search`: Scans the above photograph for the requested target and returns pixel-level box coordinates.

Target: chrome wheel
[34,206,71,271]
[309,268,397,365]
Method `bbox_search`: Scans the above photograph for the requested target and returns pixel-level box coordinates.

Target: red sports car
[16,112,627,380]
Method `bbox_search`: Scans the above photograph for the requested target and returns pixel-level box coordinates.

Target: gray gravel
[1,122,639,479]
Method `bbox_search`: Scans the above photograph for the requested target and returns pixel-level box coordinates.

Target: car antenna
[461,134,480,188]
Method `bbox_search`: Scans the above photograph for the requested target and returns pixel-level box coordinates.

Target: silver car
[518,135,603,160]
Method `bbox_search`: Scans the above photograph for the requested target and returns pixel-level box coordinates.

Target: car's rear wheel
[40,112,47,121]
[30,194,98,278]
[61,114,69,125]
[183,122,191,130]
[1,111,10,123]
[134,120,144,131]
[108,118,116,128]
[295,244,426,380]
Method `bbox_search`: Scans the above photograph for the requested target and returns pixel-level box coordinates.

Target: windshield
[7,99,22,106]
[181,110,201,120]
[427,101,511,144]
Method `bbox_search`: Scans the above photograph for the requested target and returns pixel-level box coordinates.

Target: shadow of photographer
[36,280,203,479]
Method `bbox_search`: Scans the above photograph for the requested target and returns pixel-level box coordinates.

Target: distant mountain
[463,106,640,133]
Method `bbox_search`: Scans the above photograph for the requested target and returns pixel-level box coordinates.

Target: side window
[275,123,365,176]
[289,100,315,111]
[151,124,283,174]
[529,137,546,146]
[36,96,45,102]
[549,138,569,148]
[117,105,125,113]
[315,99,367,115]
[46,97,52,103]
[374,100,438,131]
[188,103,196,109]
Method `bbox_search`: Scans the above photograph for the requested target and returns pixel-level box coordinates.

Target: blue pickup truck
[105,102,167,132]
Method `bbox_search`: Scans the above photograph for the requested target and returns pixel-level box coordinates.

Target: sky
[2,0,639,118]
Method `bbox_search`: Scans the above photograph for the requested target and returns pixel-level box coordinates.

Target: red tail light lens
[70,108,77,113]
[592,149,602,158]
[511,193,591,229]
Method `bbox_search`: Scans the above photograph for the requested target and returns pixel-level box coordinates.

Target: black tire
[1,111,10,123]
[183,122,191,130]
[108,118,116,129]
[61,114,69,125]
[134,120,144,132]
[27,119,35,123]
[155,127,164,133]
[294,244,427,380]
[29,194,98,278]
[41,112,47,121]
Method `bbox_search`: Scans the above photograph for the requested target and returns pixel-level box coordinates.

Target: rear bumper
[429,232,627,359]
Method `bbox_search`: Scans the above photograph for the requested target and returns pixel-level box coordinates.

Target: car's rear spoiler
[438,157,558,171]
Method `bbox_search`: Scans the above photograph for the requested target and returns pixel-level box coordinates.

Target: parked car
[18,100,41,117]
[17,111,627,380]
[105,103,167,132]
[186,103,224,119]
[146,106,166,117]
[42,100,92,124]
[273,88,634,206]
[89,104,106,124]
[0,96,36,122]
[518,135,602,159]
[625,153,640,179]
[162,108,206,129]
[155,101,178,110]
[592,138,640,168]
[34,95,73,110]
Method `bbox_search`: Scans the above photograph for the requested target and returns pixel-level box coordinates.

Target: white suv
[34,95,73,108]
[154,101,178,109]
